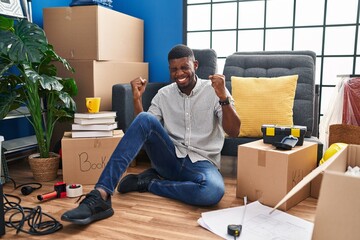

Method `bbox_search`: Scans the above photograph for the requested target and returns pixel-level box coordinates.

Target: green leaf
[37,55,57,77]
[0,16,78,158]
[23,63,42,84]
[0,16,14,31]
[0,91,17,119]
[1,19,48,63]
[40,75,63,91]
[58,91,77,112]
[45,47,75,73]
[61,77,78,97]
[0,57,13,76]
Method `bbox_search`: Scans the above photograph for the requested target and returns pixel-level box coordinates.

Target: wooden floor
[1,159,317,240]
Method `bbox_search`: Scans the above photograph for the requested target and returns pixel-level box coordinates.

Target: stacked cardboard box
[43,5,143,62]
[44,6,146,183]
[43,5,148,112]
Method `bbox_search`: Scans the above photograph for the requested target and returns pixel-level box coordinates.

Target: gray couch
[112,50,322,161]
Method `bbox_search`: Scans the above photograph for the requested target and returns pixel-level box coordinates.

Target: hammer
[37,182,67,201]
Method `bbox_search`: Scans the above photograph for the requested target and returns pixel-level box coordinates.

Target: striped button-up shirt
[148,77,234,168]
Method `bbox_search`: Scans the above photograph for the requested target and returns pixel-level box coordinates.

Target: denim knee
[136,112,157,122]
[194,181,225,206]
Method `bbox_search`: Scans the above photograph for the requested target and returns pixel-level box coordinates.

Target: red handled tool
[37,182,67,201]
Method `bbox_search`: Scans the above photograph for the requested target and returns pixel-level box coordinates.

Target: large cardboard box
[61,131,124,185]
[237,140,317,211]
[312,144,360,240]
[56,60,148,112]
[43,6,144,61]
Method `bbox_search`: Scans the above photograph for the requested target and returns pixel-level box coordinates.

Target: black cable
[1,177,63,235]
[2,176,42,196]
[3,193,63,235]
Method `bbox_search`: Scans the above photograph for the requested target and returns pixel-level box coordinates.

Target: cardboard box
[237,140,317,211]
[312,144,360,240]
[310,173,323,199]
[261,124,307,146]
[43,6,144,61]
[56,60,148,112]
[61,130,124,185]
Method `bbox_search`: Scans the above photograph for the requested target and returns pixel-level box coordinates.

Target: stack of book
[72,111,118,138]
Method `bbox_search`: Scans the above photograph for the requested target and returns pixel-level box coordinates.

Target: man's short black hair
[168,44,195,61]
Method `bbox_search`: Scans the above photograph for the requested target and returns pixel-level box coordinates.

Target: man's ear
[194,60,199,70]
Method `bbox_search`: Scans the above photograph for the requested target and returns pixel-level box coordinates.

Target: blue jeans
[95,112,225,206]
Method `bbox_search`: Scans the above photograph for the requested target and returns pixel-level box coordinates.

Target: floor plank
[2,159,317,239]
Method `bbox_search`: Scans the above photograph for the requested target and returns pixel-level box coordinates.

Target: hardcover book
[72,122,118,131]
[74,111,117,119]
[73,117,116,125]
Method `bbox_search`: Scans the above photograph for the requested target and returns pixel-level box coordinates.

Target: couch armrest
[112,83,134,132]
[112,82,168,132]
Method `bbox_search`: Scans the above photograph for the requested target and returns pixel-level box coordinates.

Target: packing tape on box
[66,184,83,198]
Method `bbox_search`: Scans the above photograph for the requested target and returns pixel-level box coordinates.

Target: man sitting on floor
[61,44,241,225]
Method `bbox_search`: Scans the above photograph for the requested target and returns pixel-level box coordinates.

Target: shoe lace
[74,194,86,204]
[75,191,99,205]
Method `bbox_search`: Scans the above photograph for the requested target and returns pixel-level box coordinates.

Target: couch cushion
[232,75,298,137]
[223,51,316,137]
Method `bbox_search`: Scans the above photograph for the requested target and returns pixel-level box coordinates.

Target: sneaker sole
[61,208,114,225]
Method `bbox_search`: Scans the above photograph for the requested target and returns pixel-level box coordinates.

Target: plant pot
[28,152,60,182]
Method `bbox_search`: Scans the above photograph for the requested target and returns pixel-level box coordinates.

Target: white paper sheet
[198,201,313,240]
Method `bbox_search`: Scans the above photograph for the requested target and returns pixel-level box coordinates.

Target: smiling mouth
[178,77,187,83]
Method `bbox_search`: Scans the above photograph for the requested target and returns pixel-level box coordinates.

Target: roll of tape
[66,184,83,198]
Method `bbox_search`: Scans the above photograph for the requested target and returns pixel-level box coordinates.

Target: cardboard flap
[312,165,360,240]
[270,145,348,213]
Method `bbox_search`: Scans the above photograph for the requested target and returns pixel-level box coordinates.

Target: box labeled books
[61,130,124,184]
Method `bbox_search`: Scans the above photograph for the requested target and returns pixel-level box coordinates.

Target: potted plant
[0,16,78,181]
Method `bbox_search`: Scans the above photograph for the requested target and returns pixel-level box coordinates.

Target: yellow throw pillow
[231,75,298,137]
